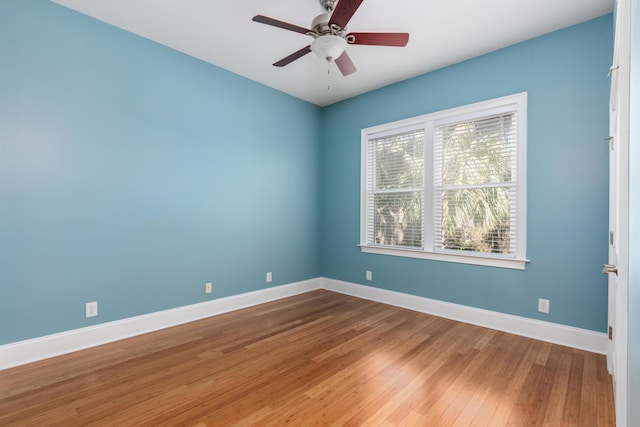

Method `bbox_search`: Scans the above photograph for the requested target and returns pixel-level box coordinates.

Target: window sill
[359,245,529,270]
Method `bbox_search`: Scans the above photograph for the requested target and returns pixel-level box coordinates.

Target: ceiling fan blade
[347,32,409,47]
[328,0,365,30]
[335,51,357,76]
[273,45,312,67]
[252,15,313,35]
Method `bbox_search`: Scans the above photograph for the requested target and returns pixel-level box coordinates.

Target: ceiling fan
[252,0,409,76]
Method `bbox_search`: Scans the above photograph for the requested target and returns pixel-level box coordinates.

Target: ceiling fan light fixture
[311,35,347,62]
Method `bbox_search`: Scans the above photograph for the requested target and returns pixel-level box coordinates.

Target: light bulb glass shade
[311,35,347,61]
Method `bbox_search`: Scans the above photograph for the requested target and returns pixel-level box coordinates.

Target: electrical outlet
[366,270,372,281]
[266,272,272,283]
[205,282,212,294]
[85,301,98,318]
[538,298,550,314]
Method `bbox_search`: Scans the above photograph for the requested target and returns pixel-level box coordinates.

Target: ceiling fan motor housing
[311,13,335,35]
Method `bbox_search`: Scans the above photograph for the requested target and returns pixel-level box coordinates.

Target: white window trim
[360,93,529,270]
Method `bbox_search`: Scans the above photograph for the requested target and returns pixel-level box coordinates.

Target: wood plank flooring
[0,290,615,426]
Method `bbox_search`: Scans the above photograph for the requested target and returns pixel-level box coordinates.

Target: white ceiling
[51,0,613,107]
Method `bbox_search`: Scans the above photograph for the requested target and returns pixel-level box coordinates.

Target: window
[360,93,528,269]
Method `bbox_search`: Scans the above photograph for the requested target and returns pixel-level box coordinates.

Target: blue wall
[627,0,639,424]
[320,16,613,332]
[0,0,321,344]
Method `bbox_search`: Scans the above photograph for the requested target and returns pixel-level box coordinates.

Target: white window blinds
[365,128,425,248]
[433,112,518,256]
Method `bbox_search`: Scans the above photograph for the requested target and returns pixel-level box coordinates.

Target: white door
[607,1,630,425]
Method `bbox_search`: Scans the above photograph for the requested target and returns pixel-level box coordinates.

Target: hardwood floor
[0,290,615,426]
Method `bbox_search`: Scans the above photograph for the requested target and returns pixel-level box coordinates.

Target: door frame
[608,1,630,425]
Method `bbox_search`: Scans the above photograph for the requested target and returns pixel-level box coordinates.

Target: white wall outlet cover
[366,271,372,281]
[538,298,550,314]
[205,282,212,293]
[85,302,98,318]
[266,272,272,283]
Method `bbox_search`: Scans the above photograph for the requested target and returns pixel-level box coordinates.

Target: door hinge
[610,231,614,246]
[606,136,614,150]
[609,326,613,340]
[602,263,618,275]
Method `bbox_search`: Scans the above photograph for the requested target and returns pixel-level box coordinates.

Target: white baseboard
[321,278,608,355]
[0,276,607,370]
[0,278,321,370]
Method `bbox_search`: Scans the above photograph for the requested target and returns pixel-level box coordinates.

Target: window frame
[360,93,529,270]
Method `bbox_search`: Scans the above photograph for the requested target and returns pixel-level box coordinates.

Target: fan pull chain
[327,60,331,91]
